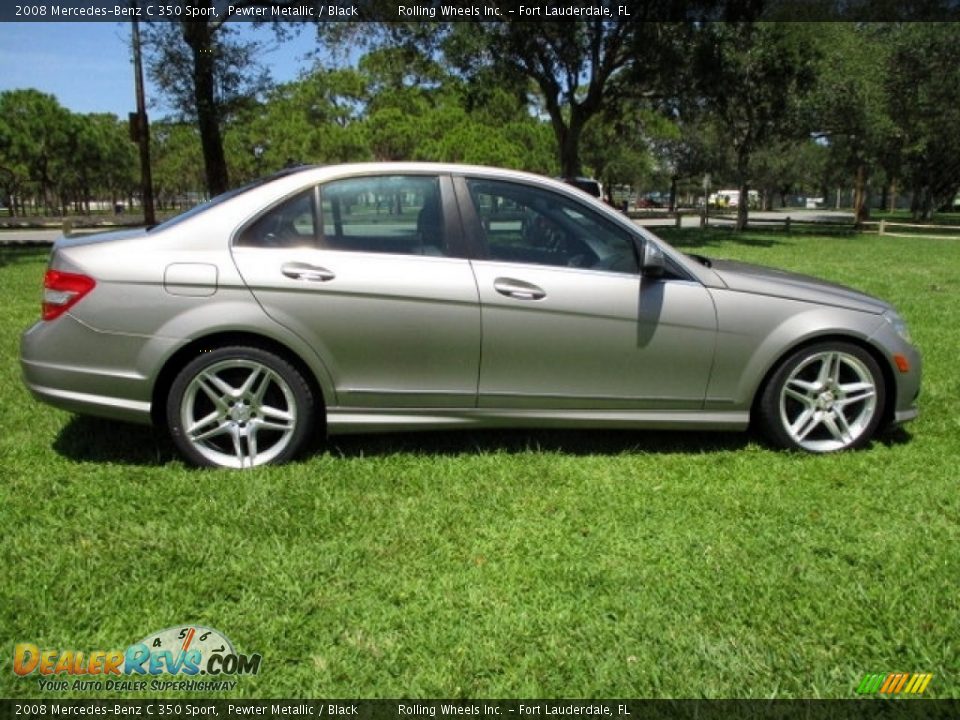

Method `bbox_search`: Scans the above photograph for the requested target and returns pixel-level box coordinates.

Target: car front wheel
[758,342,886,453]
[166,346,316,468]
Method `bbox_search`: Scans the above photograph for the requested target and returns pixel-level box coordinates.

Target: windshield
[149,166,315,232]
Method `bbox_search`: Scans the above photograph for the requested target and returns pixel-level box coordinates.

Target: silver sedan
[20,163,921,468]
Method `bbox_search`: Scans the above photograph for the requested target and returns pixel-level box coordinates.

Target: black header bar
[2,0,960,23]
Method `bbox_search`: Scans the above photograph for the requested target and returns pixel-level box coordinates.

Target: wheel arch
[749,333,897,428]
[150,331,328,432]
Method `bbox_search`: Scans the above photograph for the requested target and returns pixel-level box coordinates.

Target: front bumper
[868,320,922,426]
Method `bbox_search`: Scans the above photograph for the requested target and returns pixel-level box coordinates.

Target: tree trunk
[735,149,749,231]
[913,184,934,220]
[557,122,583,179]
[668,176,678,212]
[853,163,870,225]
[736,180,749,231]
[183,23,229,197]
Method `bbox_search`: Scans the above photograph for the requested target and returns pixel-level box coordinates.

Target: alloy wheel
[180,358,298,468]
[778,349,879,452]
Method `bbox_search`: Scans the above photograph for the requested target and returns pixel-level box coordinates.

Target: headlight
[884,310,912,343]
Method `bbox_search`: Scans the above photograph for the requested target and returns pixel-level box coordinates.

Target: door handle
[493,278,546,301]
[281,262,335,282]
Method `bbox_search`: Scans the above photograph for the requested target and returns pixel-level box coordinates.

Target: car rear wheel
[758,342,885,453]
[166,346,316,468]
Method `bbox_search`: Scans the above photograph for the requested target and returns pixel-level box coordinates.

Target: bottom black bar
[1,700,958,720]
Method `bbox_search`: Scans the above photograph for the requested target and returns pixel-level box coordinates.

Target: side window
[319,175,447,256]
[466,179,639,273]
[236,189,317,248]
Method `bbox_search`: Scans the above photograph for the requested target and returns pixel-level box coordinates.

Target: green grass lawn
[1,230,958,699]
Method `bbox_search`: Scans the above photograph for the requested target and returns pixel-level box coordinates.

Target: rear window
[150,167,315,233]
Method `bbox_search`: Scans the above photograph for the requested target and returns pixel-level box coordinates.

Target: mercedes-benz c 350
[21,163,921,468]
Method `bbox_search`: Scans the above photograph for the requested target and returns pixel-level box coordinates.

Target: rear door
[231,173,481,409]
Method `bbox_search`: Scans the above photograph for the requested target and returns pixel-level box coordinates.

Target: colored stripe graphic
[182,627,196,652]
[859,672,933,695]
[914,673,933,694]
[879,673,900,693]
[856,673,885,694]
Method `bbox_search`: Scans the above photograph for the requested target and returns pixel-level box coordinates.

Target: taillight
[42,270,96,321]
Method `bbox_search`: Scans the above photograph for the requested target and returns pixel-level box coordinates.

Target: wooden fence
[860,219,960,240]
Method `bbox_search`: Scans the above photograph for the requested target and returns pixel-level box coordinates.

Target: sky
[0,21,324,118]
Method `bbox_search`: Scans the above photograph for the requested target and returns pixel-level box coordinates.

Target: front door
[459,177,717,410]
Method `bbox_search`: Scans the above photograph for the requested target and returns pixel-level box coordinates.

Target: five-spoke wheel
[167,346,316,468]
[758,342,886,453]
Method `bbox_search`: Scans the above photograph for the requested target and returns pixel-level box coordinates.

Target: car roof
[283,162,572,187]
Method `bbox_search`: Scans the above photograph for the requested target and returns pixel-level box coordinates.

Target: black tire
[166,345,316,468]
[757,341,886,453]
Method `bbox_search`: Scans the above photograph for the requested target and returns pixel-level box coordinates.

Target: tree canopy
[4,21,960,223]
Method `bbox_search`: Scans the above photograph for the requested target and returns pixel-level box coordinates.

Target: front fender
[704,289,886,409]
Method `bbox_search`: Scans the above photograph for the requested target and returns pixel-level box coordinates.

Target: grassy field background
[1,229,957,699]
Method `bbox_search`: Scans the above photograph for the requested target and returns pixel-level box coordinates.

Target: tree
[322,18,705,179]
[151,121,206,209]
[355,47,554,170]
[0,91,138,216]
[752,139,827,209]
[0,89,73,213]
[806,23,894,223]
[885,23,960,219]
[231,67,370,176]
[65,113,138,213]
[694,23,819,230]
[142,3,299,196]
[650,116,733,212]
[581,105,657,203]
[441,21,693,179]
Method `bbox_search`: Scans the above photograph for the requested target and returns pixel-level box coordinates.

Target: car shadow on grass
[655,227,782,250]
[876,425,914,449]
[53,416,910,465]
[654,226,856,251]
[53,416,751,466]
[324,427,752,458]
[54,416,177,466]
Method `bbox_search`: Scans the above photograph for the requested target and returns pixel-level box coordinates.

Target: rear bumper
[20,315,175,425]
[22,381,152,424]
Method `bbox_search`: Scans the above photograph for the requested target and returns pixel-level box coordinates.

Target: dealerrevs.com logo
[14,625,261,692]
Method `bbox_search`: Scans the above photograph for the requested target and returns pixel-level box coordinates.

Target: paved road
[0,228,65,244]
[0,227,120,245]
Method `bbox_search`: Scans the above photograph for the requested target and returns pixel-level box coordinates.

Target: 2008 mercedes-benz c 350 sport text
[20,163,921,468]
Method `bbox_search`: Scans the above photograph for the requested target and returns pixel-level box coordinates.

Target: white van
[708,189,758,208]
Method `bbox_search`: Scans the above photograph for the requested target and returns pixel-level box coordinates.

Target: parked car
[21,163,921,468]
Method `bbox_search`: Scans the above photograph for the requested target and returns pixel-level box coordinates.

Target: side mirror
[641,241,666,278]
